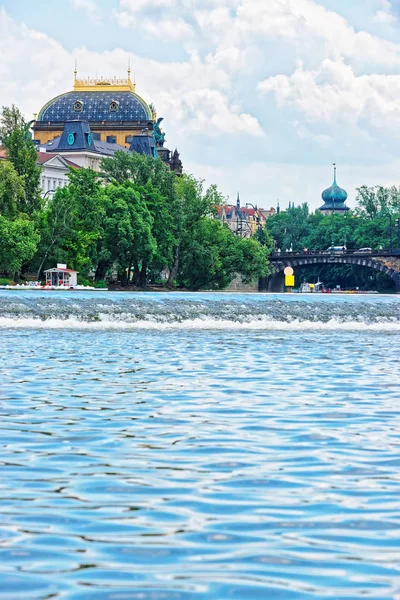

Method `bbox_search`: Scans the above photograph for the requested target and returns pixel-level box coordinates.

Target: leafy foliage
[1,105,42,215]
[103,183,156,285]
[177,219,269,291]
[0,161,25,219]
[0,216,39,274]
[32,168,107,277]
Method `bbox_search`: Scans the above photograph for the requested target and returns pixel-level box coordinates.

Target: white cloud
[71,0,101,24]
[258,59,400,133]
[141,18,194,41]
[374,0,397,25]
[162,88,263,137]
[4,0,400,209]
[114,0,400,69]
[0,8,261,141]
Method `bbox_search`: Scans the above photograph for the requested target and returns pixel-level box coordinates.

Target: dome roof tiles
[37,90,152,123]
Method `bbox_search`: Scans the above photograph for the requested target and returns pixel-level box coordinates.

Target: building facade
[216,194,276,237]
[37,152,80,198]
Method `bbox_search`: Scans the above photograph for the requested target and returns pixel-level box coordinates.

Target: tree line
[0,105,271,290]
[265,194,400,253]
[2,104,400,292]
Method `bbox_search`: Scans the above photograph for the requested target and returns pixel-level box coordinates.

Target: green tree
[101,151,176,200]
[265,203,311,251]
[354,185,400,219]
[32,187,76,278]
[167,174,218,286]
[0,161,25,219]
[66,168,107,273]
[177,219,269,291]
[104,183,156,285]
[1,105,42,215]
[135,181,176,285]
[0,105,26,138]
[0,216,39,276]
[32,168,107,277]
[101,152,177,284]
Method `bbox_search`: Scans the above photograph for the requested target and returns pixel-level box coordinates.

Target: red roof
[36,152,81,169]
[44,268,78,273]
[64,158,81,169]
[36,152,58,165]
[241,207,255,216]
[216,205,238,215]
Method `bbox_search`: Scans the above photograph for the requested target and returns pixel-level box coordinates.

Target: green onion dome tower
[319,164,350,214]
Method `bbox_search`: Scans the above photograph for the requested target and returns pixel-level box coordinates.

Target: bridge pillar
[393,272,400,293]
[259,271,285,293]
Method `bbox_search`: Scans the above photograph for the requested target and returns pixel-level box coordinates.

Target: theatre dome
[37,88,152,123]
[34,71,156,148]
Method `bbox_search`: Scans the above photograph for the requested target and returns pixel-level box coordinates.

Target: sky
[1,0,400,210]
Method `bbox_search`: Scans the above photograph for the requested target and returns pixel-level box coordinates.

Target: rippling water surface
[1,291,400,599]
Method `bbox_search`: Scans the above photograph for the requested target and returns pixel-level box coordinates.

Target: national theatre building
[32,68,182,176]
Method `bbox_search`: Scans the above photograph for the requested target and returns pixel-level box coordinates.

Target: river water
[1,291,400,600]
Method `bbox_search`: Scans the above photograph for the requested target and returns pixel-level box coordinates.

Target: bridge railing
[270,249,400,259]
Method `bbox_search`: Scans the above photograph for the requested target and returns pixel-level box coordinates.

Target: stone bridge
[260,250,400,292]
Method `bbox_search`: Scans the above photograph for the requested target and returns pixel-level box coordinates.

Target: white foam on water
[0,316,399,331]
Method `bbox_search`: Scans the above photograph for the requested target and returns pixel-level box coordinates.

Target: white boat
[299,280,325,293]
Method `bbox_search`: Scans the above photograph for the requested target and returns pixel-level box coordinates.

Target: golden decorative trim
[73,77,136,93]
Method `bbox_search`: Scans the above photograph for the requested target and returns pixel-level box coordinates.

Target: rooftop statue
[25,120,35,142]
[152,117,166,147]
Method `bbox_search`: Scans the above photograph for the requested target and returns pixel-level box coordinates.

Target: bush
[93,280,107,288]
[0,277,14,285]
[77,277,91,287]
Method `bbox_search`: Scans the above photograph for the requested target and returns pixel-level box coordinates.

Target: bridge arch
[261,254,400,293]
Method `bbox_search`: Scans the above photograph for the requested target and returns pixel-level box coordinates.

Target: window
[125,135,133,144]
[110,100,119,112]
[74,100,84,112]
[106,135,117,144]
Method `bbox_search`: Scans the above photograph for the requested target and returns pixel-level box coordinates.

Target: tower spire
[236,191,240,210]
[74,60,78,82]
[333,162,337,185]
[128,58,131,79]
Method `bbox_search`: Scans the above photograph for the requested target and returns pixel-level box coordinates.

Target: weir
[0,290,399,329]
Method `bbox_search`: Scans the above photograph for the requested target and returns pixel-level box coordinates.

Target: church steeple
[319,163,349,214]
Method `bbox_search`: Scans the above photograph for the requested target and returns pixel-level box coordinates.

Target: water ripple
[0,294,400,598]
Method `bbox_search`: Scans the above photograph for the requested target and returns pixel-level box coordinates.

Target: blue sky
[1,0,400,209]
